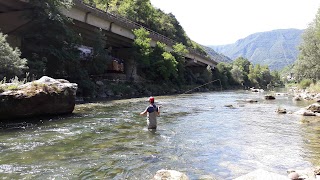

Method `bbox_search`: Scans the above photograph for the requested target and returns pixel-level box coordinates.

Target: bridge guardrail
[74,0,214,63]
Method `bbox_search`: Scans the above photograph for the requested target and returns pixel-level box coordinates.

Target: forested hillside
[210,29,303,70]
[202,46,232,63]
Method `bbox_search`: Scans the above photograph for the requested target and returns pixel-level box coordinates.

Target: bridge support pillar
[111,47,139,81]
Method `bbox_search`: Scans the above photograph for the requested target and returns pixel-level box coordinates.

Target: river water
[0,90,320,179]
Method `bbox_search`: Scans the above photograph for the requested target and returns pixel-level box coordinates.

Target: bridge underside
[71,20,133,50]
[185,58,208,67]
[0,1,31,33]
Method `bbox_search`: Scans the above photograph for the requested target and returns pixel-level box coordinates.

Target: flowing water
[1,90,320,179]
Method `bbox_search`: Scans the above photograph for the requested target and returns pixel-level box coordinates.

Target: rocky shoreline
[152,166,320,180]
[290,87,320,117]
[76,79,225,103]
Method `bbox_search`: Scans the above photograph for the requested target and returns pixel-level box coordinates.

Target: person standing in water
[140,96,160,130]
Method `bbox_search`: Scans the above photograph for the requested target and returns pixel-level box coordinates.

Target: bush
[0,32,28,79]
[307,81,320,93]
[298,79,313,89]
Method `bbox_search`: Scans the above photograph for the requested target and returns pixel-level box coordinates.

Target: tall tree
[294,7,320,81]
[132,28,152,76]
[23,0,80,78]
[0,32,28,79]
[232,57,252,86]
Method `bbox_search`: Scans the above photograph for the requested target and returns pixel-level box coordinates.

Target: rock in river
[0,76,78,121]
[153,169,189,180]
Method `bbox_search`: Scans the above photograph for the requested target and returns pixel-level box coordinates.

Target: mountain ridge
[209,28,303,70]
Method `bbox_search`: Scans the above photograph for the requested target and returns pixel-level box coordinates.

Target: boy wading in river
[140,97,161,130]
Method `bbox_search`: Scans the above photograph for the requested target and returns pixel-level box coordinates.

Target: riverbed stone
[153,169,189,180]
[0,76,78,121]
[245,99,258,103]
[224,104,234,108]
[265,95,276,100]
[276,108,287,114]
[288,172,299,179]
[307,103,320,113]
[293,96,302,101]
[287,167,317,179]
[303,111,317,116]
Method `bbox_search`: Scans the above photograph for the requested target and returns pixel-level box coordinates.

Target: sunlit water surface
[1,90,320,179]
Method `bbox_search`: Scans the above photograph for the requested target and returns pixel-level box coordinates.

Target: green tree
[160,51,178,81]
[132,28,152,74]
[248,64,259,87]
[172,43,189,84]
[23,0,112,97]
[0,32,28,79]
[23,0,80,78]
[294,7,320,81]
[148,42,178,82]
[271,70,283,87]
[216,62,234,87]
[230,66,244,84]
[232,57,252,87]
[107,0,204,55]
[83,0,110,10]
[233,57,251,74]
[259,65,272,88]
[248,64,272,88]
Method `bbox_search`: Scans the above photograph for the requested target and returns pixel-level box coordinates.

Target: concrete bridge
[0,0,218,80]
[64,0,217,67]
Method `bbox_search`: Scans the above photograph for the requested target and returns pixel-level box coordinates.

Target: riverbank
[289,86,320,102]
[76,79,228,103]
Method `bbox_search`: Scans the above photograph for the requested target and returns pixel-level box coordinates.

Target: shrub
[0,32,28,79]
[307,81,320,93]
[298,79,313,89]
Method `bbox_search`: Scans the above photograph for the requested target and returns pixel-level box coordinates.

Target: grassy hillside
[210,29,303,70]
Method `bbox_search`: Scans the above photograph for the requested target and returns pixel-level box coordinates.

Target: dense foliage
[83,0,207,55]
[20,0,111,96]
[0,32,27,79]
[214,57,281,89]
[294,7,320,82]
[133,28,195,85]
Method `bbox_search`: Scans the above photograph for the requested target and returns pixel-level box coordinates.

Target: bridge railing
[74,0,214,63]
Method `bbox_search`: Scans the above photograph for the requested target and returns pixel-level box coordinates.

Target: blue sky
[150,0,320,46]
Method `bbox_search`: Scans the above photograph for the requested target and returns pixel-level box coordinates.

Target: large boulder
[0,76,78,121]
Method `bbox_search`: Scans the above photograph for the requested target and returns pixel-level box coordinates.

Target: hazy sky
[150,0,320,46]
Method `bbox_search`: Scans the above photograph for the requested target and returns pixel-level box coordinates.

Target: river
[0,90,320,179]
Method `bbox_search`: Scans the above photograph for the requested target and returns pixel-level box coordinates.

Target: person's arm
[157,106,161,116]
[140,108,148,116]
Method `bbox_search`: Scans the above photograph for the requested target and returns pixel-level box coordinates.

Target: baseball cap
[149,96,155,103]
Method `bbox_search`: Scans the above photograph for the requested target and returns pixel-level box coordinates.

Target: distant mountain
[202,46,232,63]
[210,29,303,70]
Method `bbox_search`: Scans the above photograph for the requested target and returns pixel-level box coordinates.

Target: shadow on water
[0,113,76,131]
